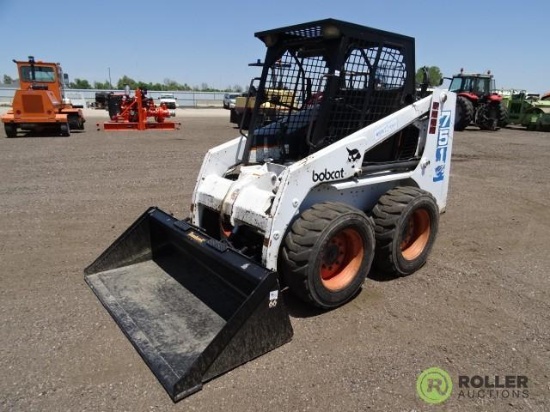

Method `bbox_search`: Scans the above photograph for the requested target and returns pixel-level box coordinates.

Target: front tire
[4,123,17,138]
[372,187,439,276]
[477,104,499,131]
[455,96,474,131]
[280,202,375,309]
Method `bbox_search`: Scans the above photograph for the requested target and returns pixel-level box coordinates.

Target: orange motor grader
[1,56,85,137]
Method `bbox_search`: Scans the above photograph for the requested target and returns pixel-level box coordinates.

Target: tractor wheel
[525,110,543,131]
[525,117,540,130]
[497,101,509,128]
[60,123,71,137]
[477,104,500,131]
[454,96,474,131]
[68,114,84,131]
[372,186,439,276]
[4,123,17,138]
[280,202,375,309]
[229,108,239,124]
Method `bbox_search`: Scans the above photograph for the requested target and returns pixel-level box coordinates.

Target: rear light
[429,102,439,134]
[16,110,21,115]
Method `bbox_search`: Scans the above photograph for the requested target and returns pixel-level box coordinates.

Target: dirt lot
[1,110,549,412]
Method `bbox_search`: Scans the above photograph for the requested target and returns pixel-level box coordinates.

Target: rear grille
[22,95,45,114]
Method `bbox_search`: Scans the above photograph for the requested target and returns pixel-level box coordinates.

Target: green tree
[136,81,149,90]
[415,66,443,87]
[34,74,245,92]
[163,78,183,90]
[3,74,13,84]
[69,78,91,89]
[151,82,164,91]
[93,80,111,89]
[117,75,137,90]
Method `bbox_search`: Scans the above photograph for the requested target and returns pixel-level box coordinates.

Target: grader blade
[84,207,293,401]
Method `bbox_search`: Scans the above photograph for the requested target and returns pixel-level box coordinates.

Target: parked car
[223,93,240,109]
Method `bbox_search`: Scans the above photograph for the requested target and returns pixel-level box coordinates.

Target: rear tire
[280,202,375,309]
[372,186,439,276]
[68,114,85,130]
[455,96,474,131]
[4,123,17,138]
[229,108,239,124]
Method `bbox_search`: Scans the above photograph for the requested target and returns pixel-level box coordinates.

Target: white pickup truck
[158,93,177,117]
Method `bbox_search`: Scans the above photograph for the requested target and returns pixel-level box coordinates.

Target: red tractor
[447,69,508,131]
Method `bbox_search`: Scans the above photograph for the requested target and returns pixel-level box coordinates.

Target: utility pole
[108,67,112,89]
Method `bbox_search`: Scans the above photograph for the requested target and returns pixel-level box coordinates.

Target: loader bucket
[84,207,293,401]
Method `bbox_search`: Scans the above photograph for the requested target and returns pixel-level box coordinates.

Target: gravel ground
[0,111,549,411]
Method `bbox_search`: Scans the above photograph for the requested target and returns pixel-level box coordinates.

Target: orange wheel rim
[400,209,430,261]
[319,228,364,292]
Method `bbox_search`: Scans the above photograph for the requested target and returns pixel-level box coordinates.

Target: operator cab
[16,56,64,97]
[240,19,416,166]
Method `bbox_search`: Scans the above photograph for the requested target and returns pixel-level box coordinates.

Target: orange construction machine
[1,56,85,137]
[101,88,179,131]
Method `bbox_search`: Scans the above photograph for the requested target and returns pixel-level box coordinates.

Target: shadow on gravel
[367,268,404,283]
[7,130,85,139]
[281,266,405,318]
[281,289,330,318]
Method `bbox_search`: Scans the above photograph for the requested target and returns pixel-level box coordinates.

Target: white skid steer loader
[85,19,456,402]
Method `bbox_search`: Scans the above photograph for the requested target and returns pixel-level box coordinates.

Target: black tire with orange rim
[280,202,375,309]
[372,186,439,276]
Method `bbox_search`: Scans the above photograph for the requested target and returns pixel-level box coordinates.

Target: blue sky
[0,0,548,93]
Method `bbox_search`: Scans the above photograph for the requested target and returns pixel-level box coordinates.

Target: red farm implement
[101,88,179,131]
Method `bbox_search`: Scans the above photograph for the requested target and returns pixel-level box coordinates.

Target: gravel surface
[1,112,549,411]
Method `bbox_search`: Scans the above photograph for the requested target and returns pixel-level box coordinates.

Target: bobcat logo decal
[346,148,361,162]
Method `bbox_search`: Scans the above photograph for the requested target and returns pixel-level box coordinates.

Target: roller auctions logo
[416,367,453,404]
[416,367,530,405]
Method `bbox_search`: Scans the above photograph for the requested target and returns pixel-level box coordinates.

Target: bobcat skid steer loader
[85,19,456,402]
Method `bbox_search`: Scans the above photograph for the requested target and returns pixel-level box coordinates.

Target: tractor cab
[17,56,66,101]
[448,69,496,100]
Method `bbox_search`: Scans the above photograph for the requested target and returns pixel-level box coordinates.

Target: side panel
[263,90,456,269]
[410,92,456,211]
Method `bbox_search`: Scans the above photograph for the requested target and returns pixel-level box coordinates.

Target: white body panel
[191,89,456,271]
